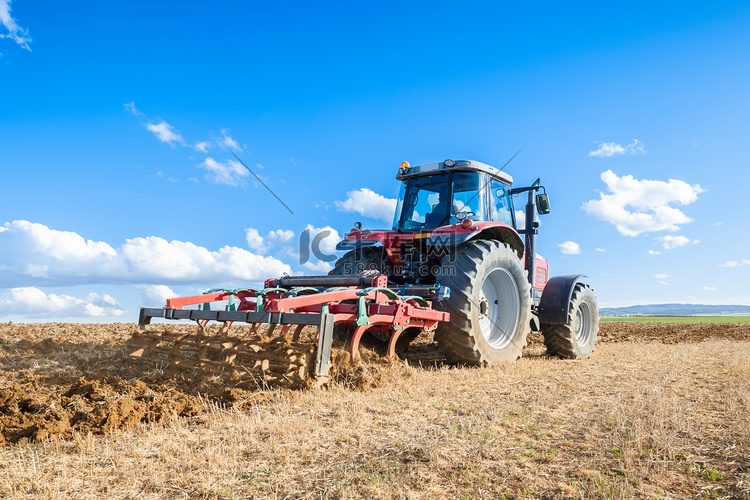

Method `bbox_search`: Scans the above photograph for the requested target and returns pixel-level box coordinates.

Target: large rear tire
[541,283,599,359]
[330,246,394,276]
[434,240,532,365]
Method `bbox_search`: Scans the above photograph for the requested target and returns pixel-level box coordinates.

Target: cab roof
[395,159,513,185]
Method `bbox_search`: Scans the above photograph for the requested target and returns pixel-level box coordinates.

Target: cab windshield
[393,172,485,230]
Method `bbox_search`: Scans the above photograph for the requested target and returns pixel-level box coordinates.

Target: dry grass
[0,324,749,499]
[601,316,750,324]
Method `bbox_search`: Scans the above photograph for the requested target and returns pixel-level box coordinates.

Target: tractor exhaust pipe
[511,178,543,287]
[524,179,540,287]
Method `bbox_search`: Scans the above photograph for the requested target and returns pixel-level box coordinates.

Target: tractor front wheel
[434,240,532,365]
[541,283,599,359]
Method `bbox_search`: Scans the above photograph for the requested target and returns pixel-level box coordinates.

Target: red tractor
[331,158,599,364]
[131,158,598,383]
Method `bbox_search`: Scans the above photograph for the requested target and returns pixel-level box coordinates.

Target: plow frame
[135,274,450,379]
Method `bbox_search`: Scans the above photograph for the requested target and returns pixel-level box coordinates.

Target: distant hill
[600,304,750,317]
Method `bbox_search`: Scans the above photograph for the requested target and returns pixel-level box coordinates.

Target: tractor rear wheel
[541,283,599,359]
[434,240,532,364]
[330,246,394,277]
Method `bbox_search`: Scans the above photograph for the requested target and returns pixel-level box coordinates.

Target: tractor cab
[393,160,516,231]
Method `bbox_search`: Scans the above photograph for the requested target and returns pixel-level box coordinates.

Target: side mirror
[536,193,550,215]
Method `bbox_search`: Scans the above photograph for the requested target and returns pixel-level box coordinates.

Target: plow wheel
[542,283,599,359]
[434,240,532,365]
[330,246,395,277]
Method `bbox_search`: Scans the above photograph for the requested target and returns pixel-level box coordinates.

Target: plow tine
[291,325,305,342]
[218,321,233,336]
[196,319,209,334]
[387,329,402,358]
[349,325,369,363]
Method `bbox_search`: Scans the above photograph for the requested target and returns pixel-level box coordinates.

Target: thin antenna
[225,147,294,215]
[498,143,528,172]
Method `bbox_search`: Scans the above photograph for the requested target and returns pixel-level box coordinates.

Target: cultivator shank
[129,274,450,384]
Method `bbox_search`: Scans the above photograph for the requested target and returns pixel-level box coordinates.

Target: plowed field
[1,322,748,445]
[0,321,748,499]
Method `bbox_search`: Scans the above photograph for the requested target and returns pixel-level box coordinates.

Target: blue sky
[1,1,750,321]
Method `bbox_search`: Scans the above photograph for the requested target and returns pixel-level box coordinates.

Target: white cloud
[267,229,294,244]
[0,220,120,282]
[558,241,581,255]
[582,170,703,236]
[703,286,717,291]
[0,287,126,318]
[0,220,292,287]
[589,139,645,158]
[589,142,625,157]
[126,106,244,158]
[0,0,31,51]
[156,170,178,182]
[305,224,341,256]
[245,228,266,253]
[743,260,750,266]
[334,188,397,223]
[126,109,257,187]
[199,157,248,186]
[220,129,241,151]
[647,250,661,255]
[124,102,143,117]
[302,261,334,273]
[653,273,669,279]
[595,248,606,253]
[657,235,698,249]
[719,261,741,268]
[136,284,175,306]
[146,120,185,147]
[657,281,669,286]
[244,228,296,257]
[515,210,525,229]
[120,237,290,283]
[193,141,211,153]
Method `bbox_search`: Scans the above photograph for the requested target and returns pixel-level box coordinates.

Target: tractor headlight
[444,159,455,168]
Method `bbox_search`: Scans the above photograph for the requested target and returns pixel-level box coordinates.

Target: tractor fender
[426,225,524,258]
[336,239,378,251]
[537,274,586,325]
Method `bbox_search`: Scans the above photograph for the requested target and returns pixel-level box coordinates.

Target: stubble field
[0,321,748,499]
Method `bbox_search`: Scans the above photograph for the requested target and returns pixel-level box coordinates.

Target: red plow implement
[129,274,450,384]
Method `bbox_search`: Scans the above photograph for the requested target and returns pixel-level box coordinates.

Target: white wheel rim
[478,267,520,349]
[575,301,592,346]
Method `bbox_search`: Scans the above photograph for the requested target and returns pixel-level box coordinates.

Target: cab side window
[491,180,515,227]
